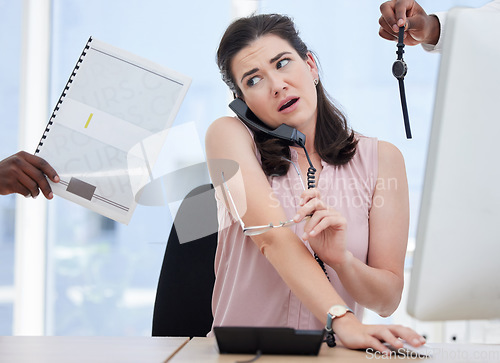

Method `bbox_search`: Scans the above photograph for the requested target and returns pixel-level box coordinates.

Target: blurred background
[1,0,496,342]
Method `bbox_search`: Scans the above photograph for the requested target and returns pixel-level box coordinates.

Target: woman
[205,13,425,352]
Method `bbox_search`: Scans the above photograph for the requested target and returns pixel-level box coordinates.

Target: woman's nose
[270,76,287,96]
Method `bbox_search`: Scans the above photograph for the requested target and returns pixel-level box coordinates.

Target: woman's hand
[294,188,349,268]
[334,313,426,353]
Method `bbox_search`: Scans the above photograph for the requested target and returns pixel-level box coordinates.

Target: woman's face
[230,34,319,132]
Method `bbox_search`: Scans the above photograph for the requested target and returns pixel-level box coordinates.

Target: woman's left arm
[337,141,409,316]
[300,141,409,316]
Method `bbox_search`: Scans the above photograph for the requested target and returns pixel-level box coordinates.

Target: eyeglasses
[220,158,308,236]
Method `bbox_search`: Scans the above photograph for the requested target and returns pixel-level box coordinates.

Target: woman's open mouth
[279,97,300,112]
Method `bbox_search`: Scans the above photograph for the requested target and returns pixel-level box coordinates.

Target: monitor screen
[407,7,500,321]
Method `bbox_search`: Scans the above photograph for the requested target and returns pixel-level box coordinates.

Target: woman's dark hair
[216,13,357,176]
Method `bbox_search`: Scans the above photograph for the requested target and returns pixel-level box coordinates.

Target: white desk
[169,337,500,362]
[169,337,368,362]
[0,336,189,363]
[1,336,499,362]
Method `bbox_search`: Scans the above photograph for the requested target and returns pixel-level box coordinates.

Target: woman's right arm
[205,117,424,352]
[205,116,347,322]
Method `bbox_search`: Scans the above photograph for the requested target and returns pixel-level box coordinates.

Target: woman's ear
[234,88,244,101]
[306,52,319,81]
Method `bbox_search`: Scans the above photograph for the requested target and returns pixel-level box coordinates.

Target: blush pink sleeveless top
[209,134,378,335]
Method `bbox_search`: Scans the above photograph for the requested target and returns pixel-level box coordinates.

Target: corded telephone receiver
[229,97,318,188]
[229,98,306,148]
[228,97,331,285]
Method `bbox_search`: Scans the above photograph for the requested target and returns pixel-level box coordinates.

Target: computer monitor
[407,7,500,321]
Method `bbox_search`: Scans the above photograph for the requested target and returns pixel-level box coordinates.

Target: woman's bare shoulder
[206,116,249,139]
[377,140,405,170]
[206,116,254,157]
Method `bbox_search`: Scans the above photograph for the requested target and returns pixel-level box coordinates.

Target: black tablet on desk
[214,326,324,355]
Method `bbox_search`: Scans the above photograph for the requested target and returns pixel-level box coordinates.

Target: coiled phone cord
[297,141,330,281]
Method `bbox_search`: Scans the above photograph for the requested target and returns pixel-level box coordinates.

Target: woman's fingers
[372,328,405,350]
[341,324,426,353]
[302,210,346,239]
[294,189,324,222]
[388,325,427,347]
[298,188,321,206]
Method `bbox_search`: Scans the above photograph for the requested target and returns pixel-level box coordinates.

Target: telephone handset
[228,98,330,281]
[228,97,316,187]
[229,98,306,148]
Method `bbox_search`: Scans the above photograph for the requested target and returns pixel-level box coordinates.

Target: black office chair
[152,184,218,337]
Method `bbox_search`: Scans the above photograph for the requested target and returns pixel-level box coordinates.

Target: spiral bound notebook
[36,37,191,224]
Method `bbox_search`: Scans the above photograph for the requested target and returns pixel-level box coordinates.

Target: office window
[0,0,22,335]
[45,0,231,335]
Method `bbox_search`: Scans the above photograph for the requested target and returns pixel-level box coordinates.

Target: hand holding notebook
[36,37,191,224]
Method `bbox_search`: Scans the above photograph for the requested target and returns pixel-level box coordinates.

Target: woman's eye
[277,58,290,69]
[247,76,261,87]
